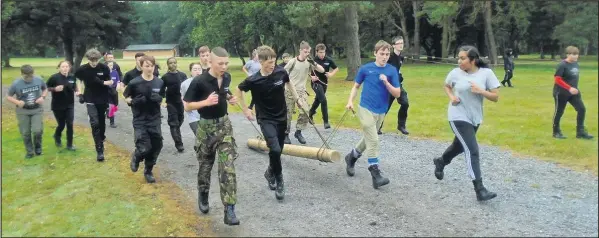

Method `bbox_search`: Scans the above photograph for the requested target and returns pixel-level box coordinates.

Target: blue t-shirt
[355,62,400,114]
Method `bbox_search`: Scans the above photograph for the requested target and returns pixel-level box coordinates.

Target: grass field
[2,55,598,177]
[0,105,212,236]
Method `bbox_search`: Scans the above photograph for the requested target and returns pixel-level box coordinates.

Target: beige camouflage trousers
[285,89,309,134]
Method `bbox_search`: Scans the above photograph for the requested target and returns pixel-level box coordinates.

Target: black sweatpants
[440,120,482,180]
[553,91,586,132]
[501,70,513,86]
[259,120,287,176]
[167,101,185,148]
[133,124,163,167]
[380,88,409,130]
[52,107,74,146]
[309,83,329,123]
[86,103,109,149]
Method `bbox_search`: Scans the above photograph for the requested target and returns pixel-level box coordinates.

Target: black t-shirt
[554,60,580,94]
[313,56,338,84]
[238,65,290,123]
[123,76,165,125]
[160,71,187,103]
[388,51,405,83]
[74,63,111,104]
[183,71,232,119]
[46,73,77,110]
[278,62,287,68]
[123,68,142,86]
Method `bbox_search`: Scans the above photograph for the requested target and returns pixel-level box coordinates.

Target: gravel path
[32,93,598,237]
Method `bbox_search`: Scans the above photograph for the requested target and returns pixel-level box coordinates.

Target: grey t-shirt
[244,60,261,76]
[8,76,47,115]
[180,77,200,123]
[444,67,500,125]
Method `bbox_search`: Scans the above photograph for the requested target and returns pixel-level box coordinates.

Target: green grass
[2,56,597,175]
[1,105,212,236]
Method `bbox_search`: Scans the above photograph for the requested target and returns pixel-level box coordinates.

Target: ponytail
[475,58,489,68]
[459,45,489,69]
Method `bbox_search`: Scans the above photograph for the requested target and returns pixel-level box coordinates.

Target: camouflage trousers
[195,115,238,205]
[285,89,309,134]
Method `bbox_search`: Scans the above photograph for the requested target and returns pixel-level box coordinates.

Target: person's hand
[204,92,219,106]
[450,96,461,106]
[307,58,315,66]
[569,87,579,95]
[125,97,132,104]
[345,101,354,111]
[75,91,81,96]
[35,97,44,104]
[325,72,331,78]
[104,80,113,86]
[227,95,238,105]
[379,74,388,82]
[161,102,167,107]
[243,108,255,121]
[55,85,64,92]
[310,75,318,82]
[16,100,25,108]
[470,81,485,94]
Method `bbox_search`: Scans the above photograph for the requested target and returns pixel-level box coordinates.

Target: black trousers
[259,120,287,176]
[133,123,163,167]
[86,103,108,150]
[380,88,409,130]
[309,83,329,123]
[553,91,586,132]
[52,107,74,146]
[440,120,482,180]
[501,70,513,86]
[167,101,185,148]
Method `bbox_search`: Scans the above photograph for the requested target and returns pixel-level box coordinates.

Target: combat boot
[54,134,62,147]
[294,130,306,144]
[130,152,140,172]
[264,166,276,190]
[171,127,185,152]
[144,164,156,183]
[472,178,497,201]
[368,164,390,189]
[96,143,105,162]
[284,134,291,144]
[275,174,285,200]
[345,150,360,176]
[323,122,331,129]
[223,205,240,225]
[553,126,566,139]
[33,133,43,155]
[433,157,446,180]
[576,127,594,140]
[198,190,209,214]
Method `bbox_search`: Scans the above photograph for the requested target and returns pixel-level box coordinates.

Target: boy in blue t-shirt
[343,40,402,189]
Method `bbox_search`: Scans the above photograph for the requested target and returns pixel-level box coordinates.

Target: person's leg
[17,113,34,157]
[65,107,76,150]
[130,124,150,172]
[284,90,294,144]
[367,112,390,189]
[260,121,282,191]
[506,71,513,87]
[501,70,509,86]
[87,104,104,161]
[397,88,410,134]
[309,83,321,122]
[215,120,239,225]
[320,84,330,127]
[195,122,216,214]
[433,134,464,180]
[449,120,496,201]
[31,112,44,155]
[294,90,309,144]
[144,125,163,183]
[552,92,569,138]
[569,93,593,139]
[52,109,66,147]
[167,103,184,151]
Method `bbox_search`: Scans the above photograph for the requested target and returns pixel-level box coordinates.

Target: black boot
[397,122,409,135]
[576,127,594,140]
[223,205,240,225]
[433,157,446,180]
[130,152,140,172]
[96,143,105,162]
[174,128,185,152]
[275,174,285,200]
[144,164,156,183]
[344,150,360,177]
[284,134,291,144]
[553,128,567,139]
[323,122,331,129]
[33,133,43,155]
[264,167,276,190]
[198,190,209,214]
[23,135,34,158]
[109,117,117,128]
[294,130,306,144]
[368,164,390,189]
[54,134,62,147]
[472,178,497,201]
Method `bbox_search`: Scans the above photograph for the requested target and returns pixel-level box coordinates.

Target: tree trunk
[540,42,545,59]
[412,1,421,60]
[233,40,246,66]
[391,1,410,52]
[2,55,11,68]
[73,43,87,72]
[441,18,449,59]
[62,36,75,67]
[344,2,360,81]
[584,42,589,56]
[483,1,498,65]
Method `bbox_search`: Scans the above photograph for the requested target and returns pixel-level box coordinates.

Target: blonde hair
[374,40,392,53]
[565,46,579,55]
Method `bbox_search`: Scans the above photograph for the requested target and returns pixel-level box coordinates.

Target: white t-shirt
[180,77,200,123]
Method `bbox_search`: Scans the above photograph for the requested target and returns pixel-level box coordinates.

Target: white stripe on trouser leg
[449,121,475,179]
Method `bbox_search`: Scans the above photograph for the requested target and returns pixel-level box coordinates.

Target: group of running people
[6,36,593,226]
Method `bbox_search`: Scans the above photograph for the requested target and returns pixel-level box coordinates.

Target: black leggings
[440,120,482,180]
[553,91,586,131]
[501,70,513,86]
[52,107,74,146]
[309,83,329,123]
[259,120,287,176]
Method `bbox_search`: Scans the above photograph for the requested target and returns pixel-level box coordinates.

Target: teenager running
[122,53,146,88]
[7,65,48,158]
[242,49,261,76]
[107,61,120,128]
[75,49,113,162]
[552,46,593,140]
[161,57,188,152]
[181,62,203,138]
[379,36,410,135]
[198,46,211,71]
[237,45,306,201]
[501,48,515,87]
[344,40,401,189]
[279,53,291,67]
[47,61,78,150]
[309,43,339,129]
[433,45,500,201]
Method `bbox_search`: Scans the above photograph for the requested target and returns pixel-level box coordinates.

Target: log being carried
[246,138,340,162]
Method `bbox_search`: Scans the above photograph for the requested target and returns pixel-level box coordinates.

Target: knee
[268,143,282,156]
[576,105,586,113]
[468,147,480,158]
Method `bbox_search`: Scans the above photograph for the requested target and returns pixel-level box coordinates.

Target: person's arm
[46,76,57,92]
[383,70,402,98]
[327,59,339,78]
[346,66,365,110]
[183,80,215,112]
[444,69,460,105]
[74,67,86,94]
[102,65,112,86]
[308,59,325,73]
[115,63,123,78]
[6,83,25,107]
[241,63,250,75]
[236,78,254,119]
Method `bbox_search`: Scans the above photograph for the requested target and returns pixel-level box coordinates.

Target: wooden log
[247,138,340,163]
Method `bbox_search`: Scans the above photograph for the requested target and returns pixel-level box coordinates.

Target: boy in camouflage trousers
[183,47,240,226]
